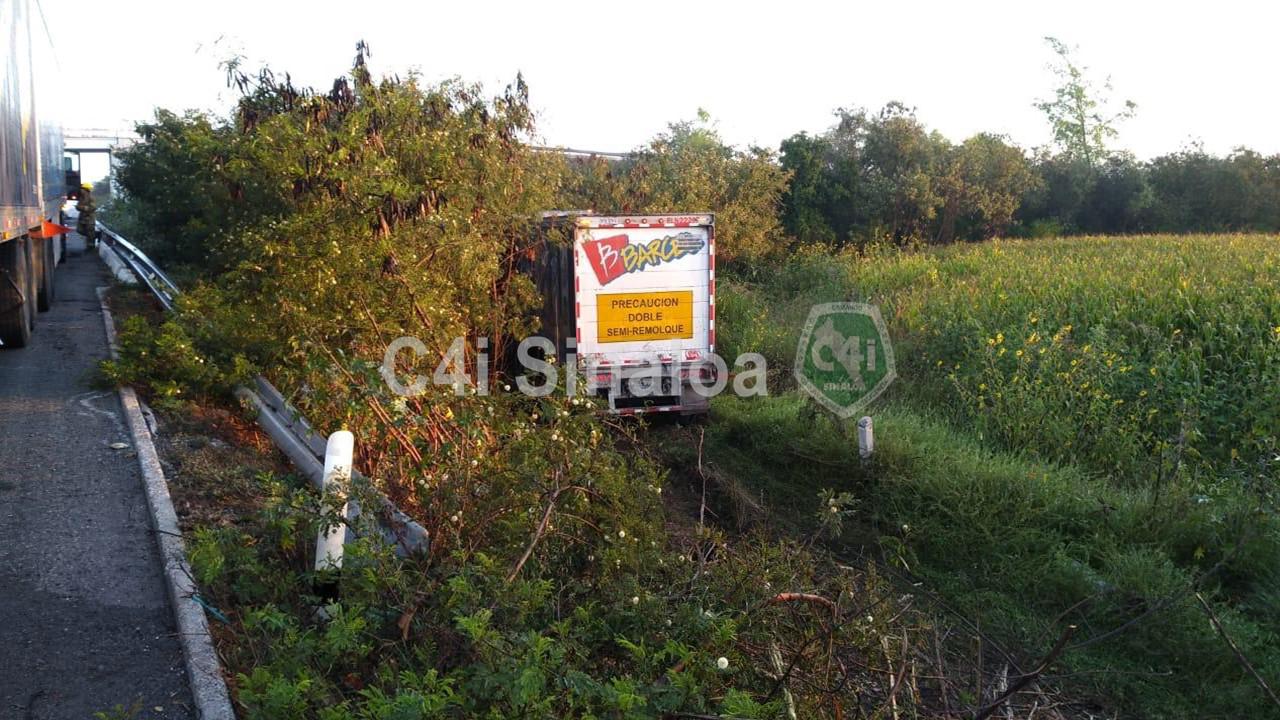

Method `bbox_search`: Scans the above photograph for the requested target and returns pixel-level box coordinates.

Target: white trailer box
[1,0,66,348]
[525,213,716,415]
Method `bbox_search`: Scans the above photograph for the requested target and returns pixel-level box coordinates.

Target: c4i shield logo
[794,302,897,418]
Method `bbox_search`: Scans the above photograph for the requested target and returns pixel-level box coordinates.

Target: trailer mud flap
[0,238,33,347]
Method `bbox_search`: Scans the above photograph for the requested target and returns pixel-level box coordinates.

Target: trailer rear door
[573,215,714,365]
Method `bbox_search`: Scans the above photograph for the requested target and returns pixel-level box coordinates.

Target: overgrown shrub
[187,451,899,719]
[101,314,254,406]
[564,111,792,267]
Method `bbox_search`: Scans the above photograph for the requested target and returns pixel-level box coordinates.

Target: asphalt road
[0,235,193,719]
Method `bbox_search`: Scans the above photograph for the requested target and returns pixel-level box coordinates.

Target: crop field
[710,233,1280,717]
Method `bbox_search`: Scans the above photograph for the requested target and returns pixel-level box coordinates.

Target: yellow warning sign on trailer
[597,290,694,343]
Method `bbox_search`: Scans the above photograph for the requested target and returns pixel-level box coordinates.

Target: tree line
[776,37,1280,247]
[111,38,1280,275]
[563,37,1280,257]
[776,108,1280,246]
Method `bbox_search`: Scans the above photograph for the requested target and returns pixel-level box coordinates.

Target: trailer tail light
[678,366,716,381]
[684,349,702,361]
[659,352,674,363]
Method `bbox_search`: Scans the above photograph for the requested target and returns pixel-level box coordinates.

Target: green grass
[721,235,1280,477]
[708,234,1280,718]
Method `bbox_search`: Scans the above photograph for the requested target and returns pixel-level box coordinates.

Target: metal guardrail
[532,145,632,160]
[236,379,429,555]
[98,224,180,311]
[98,225,429,555]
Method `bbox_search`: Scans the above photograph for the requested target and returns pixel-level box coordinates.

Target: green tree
[1079,153,1151,233]
[1017,150,1102,234]
[936,133,1039,242]
[565,111,791,265]
[857,102,950,243]
[782,105,1036,246]
[112,110,253,269]
[778,131,838,245]
[1034,37,1136,167]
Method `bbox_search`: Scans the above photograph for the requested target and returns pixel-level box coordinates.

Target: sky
[40,0,1280,180]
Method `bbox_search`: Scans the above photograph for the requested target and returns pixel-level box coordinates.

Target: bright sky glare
[43,0,1280,162]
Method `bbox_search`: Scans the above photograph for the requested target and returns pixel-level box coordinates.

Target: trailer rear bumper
[582,360,716,415]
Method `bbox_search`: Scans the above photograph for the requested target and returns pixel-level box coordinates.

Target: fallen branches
[1195,592,1280,711]
[971,624,1075,720]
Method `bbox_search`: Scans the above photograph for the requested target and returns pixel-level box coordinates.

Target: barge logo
[583,232,704,286]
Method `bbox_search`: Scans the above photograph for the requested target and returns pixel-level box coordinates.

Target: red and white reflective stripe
[708,226,716,352]
[582,216,710,229]
[615,405,681,416]
[573,250,582,344]
[597,221,697,229]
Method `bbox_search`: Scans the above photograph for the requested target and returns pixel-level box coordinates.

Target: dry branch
[1195,592,1280,711]
[767,592,838,613]
[972,625,1076,720]
[505,478,564,584]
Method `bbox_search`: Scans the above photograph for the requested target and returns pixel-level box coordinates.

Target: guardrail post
[857,416,874,459]
[316,430,354,575]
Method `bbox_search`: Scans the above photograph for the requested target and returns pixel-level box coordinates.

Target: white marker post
[857,416,874,459]
[315,430,354,574]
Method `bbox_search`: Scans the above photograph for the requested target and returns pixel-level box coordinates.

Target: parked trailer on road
[1,0,66,348]
[525,213,716,415]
